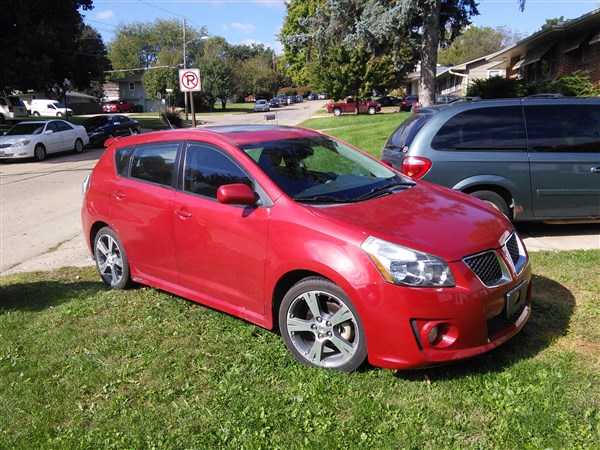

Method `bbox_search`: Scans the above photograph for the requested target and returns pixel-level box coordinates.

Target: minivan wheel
[471,190,510,218]
[56,112,63,117]
[93,227,132,289]
[279,277,367,372]
[33,111,40,117]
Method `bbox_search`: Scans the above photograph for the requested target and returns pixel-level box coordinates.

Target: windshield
[84,116,110,127]
[5,123,45,136]
[241,136,414,203]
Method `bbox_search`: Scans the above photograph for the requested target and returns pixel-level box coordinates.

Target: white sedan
[0,120,89,161]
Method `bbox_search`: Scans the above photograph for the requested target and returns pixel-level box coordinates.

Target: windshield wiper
[356,181,415,201]
[293,194,352,204]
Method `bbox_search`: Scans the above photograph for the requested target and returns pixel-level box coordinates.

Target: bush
[466,76,518,98]
[538,71,600,97]
[159,109,183,128]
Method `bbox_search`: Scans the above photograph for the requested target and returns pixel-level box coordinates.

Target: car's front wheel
[33,144,46,161]
[93,227,132,289]
[279,277,367,372]
[56,112,63,117]
[368,106,376,115]
[73,138,84,154]
[333,108,342,116]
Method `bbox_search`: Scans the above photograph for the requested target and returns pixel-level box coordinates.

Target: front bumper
[357,253,532,370]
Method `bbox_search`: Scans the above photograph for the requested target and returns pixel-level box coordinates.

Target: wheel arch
[88,220,111,257]
[452,176,517,218]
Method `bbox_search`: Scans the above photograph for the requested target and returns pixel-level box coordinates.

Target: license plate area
[505,280,529,319]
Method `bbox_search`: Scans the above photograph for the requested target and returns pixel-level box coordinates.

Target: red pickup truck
[326,97,381,116]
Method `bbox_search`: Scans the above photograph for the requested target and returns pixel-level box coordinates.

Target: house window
[488,70,502,78]
[129,82,135,91]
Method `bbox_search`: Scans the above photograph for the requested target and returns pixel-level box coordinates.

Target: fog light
[428,325,439,344]
[420,321,458,349]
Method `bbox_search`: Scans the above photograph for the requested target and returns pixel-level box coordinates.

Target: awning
[522,41,555,66]
[563,33,590,53]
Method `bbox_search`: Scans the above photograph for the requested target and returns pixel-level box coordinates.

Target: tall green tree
[0,0,109,94]
[194,37,236,110]
[438,26,525,66]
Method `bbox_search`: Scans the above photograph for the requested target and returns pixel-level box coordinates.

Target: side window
[432,106,526,151]
[115,146,135,176]
[46,122,59,133]
[130,143,178,186]
[184,143,252,198]
[525,104,600,153]
[56,122,72,132]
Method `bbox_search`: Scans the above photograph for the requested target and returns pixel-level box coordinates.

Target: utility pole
[183,18,189,120]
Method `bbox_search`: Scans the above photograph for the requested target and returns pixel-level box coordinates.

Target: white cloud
[230,22,256,33]
[96,10,115,21]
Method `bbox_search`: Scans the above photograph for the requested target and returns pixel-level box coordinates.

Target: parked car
[435,94,463,105]
[82,114,140,147]
[400,95,419,111]
[318,93,328,100]
[0,119,89,161]
[30,99,73,117]
[269,98,282,108]
[381,97,600,222]
[253,99,270,112]
[81,125,531,372]
[0,96,28,123]
[376,95,402,107]
[307,93,319,100]
[102,100,135,113]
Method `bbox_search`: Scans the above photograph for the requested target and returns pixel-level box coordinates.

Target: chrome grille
[463,251,503,286]
[506,234,520,265]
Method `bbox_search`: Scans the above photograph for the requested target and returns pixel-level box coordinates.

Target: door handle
[175,208,192,219]
[112,191,126,200]
[591,167,600,174]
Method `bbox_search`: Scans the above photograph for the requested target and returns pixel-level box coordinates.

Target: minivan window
[432,106,526,151]
[525,105,600,153]
[130,143,178,186]
[386,114,432,150]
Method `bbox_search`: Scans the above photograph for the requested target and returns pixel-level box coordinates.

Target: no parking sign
[179,68,201,92]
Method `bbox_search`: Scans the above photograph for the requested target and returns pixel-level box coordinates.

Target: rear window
[386,114,432,149]
[432,106,526,151]
[525,104,600,153]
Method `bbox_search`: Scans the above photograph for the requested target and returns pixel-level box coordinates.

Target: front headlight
[13,139,31,147]
[361,236,455,287]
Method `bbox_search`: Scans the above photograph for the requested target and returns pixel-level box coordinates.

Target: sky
[83,0,600,55]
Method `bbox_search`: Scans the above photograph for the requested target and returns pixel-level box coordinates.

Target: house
[406,8,600,96]
[104,74,165,113]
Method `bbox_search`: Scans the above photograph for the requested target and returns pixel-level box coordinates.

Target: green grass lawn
[1,250,598,449]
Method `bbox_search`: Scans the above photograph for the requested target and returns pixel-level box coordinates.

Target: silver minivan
[0,96,29,123]
[381,98,600,222]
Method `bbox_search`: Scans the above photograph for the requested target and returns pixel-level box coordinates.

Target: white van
[30,99,73,117]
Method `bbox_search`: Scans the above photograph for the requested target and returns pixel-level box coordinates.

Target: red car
[81,125,531,371]
[102,100,135,113]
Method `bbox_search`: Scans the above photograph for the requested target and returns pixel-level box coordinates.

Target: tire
[333,108,342,117]
[93,227,132,289]
[56,112,63,117]
[471,190,510,218]
[33,111,40,116]
[130,128,139,135]
[33,144,46,161]
[0,114,5,124]
[73,138,84,154]
[279,276,367,372]
[368,106,376,115]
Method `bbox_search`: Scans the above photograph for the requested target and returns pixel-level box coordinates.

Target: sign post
[179,68,201,127]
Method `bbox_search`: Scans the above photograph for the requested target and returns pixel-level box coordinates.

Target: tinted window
[387,114,433,149]
[183,143,251,198]
[115,147,134,176]
[130,143,178,186]
[55,121,73,132]
[525,104,600,153]
[432,106,526,151]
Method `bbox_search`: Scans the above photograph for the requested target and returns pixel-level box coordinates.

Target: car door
[525,103,600,218]
[109,141,180,283]
[54,120,77,151]
[112,115,131,137]
[42,121,63,154]
[172,141,270,316]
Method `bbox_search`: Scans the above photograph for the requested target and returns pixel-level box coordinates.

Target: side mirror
[44,130,53,135]
[217,183,256,205]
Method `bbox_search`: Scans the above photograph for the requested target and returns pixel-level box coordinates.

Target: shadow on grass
[396,273,575,381]
[0,269,103,313]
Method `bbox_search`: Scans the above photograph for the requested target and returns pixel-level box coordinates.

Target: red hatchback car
[81,125,531,371]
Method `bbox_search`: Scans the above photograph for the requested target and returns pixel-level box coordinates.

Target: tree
[281,0,479,107]
[194,37,236,110]
[438,26,525,66]
[0,0,109,94]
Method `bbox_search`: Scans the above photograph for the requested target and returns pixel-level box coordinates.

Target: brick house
[406,8,599,96]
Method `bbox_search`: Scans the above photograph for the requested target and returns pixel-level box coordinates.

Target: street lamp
[183,19,209,121]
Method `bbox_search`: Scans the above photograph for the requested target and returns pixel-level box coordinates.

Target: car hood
[0,134,36,144]
[308,181,512,262]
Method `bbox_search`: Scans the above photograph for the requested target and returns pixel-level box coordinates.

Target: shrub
[539,71,600,96]
[159,109,183,128]
[466,76,519,98]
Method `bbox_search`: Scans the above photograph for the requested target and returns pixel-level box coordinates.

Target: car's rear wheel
[333,108,342,116]
[33,111,40,116]
[279,277,367,372]
[33,144,46,161]
[0,114,5,124]
[471,190,510,218]
[73,138,84,154]
[93,227,132,289]
[368,106,376,115]
[56,112,63,117]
